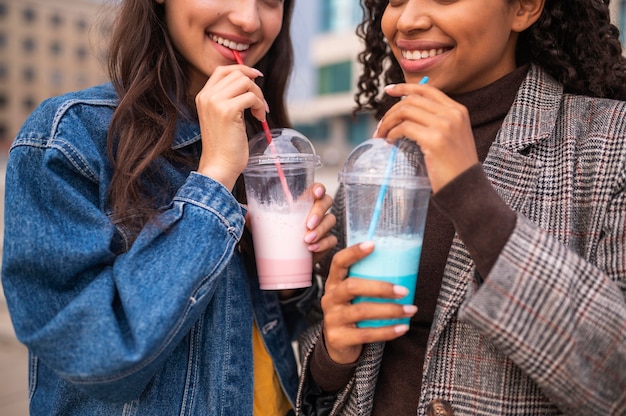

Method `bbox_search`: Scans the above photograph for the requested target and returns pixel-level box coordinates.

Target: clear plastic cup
[244,128,321,290]
[339,138,431,327]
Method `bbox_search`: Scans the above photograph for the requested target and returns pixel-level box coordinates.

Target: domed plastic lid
[246,128,321,167]
[339,138,430,188]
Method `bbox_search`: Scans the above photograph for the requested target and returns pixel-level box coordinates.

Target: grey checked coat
[296,65,626,415]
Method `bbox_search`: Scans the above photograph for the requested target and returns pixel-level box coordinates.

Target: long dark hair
[355,0,626,119]
[106,0,294,240]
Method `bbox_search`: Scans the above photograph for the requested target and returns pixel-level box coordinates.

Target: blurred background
[0,0,625,414]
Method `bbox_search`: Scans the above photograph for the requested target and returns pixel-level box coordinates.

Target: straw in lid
[246,128,321,168]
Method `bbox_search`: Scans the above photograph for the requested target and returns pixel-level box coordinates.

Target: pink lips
[400,52,442,73]
[395,39,451,70]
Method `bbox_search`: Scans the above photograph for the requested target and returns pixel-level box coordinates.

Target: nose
[397,0,432,33]
[230,0,261,33]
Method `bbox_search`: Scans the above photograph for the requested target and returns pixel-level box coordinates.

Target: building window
[22,96,36,112]
[0,123,8,139]
[22,7,35,23]
[22,37,36,53]
[346,113,372,146]
[50,41,63,56]
[76,18,88,32]
[293,122,330,143]
[76,46,88,61]
[50,70,63,87]
[50,13,63,28]
[75,73,90,88]
[320,0,361,33]
[318,61,352,95]
[22,67,35,82]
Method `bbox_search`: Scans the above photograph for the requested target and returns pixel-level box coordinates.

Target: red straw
[233,50,294,206]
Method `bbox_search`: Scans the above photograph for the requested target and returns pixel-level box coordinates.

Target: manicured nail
[308,243,320,251]
[304,231,317,243]
[254,69,264,77]
[384,84,397,91]
[359,241,375,250]
[394,324,409,334]
[264,99,270,113]
[307,215,319,230]
[403,305,418,315]
[393,285,408,296]
[314,186,325,198]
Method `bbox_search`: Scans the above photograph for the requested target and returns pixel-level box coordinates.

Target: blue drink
[339,139,431,329]
[350,235,423,328]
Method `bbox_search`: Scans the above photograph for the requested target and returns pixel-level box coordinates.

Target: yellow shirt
[252,321,292,416]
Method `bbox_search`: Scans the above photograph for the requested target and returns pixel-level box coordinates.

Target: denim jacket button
[426,399,454,416]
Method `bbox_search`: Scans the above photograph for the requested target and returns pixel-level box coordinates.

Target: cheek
[381,13,393,41]
[257,11,283,59]
[266,13,283,43]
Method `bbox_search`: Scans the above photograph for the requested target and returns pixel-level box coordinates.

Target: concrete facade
[0,0,111,146]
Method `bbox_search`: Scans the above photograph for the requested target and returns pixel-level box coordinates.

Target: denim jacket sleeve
[1,97,247,401]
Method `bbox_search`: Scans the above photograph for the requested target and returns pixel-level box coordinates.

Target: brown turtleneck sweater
[309,65,529,414]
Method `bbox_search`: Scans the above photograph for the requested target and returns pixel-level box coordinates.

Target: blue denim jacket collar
[172,117,201,150]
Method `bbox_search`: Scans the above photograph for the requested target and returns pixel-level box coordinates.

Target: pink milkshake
[248,198,312,290]
[243,128,320,290]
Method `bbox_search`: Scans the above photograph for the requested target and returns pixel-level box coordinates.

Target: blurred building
[0,0,624,156]
[288,0,626,170]
[0,0,111,147]
[288,0,372,171]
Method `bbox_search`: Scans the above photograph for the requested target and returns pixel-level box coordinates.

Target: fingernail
[254,69,264,77]
[308,243,320,251]
[393,285,408,296]
[403,305,418,315]
[264,99,270,113]
[384,84,396,91]
[307,215,319,229]
[314,186,324,198]
[359,241,375,250]
[304,231,317,243]
[394,324,409,334]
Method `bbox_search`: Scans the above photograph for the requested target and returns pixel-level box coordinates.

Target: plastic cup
[339,138,431,327]
[244,128,321,290]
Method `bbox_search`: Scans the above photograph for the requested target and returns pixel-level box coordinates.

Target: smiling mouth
[209,34,250,51]
[401,48,447,60]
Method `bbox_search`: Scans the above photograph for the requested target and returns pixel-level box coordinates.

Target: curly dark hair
[355,0,626,119]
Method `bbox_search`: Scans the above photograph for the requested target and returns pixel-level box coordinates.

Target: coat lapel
[426,65,563,360]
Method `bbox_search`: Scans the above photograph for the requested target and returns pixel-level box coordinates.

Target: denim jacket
[2,83,314,415]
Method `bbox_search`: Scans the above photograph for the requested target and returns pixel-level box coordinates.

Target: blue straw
[366,76,429,240]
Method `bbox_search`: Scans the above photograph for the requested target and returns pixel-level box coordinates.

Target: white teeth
[402,48,445,60]
[210,35,250,51]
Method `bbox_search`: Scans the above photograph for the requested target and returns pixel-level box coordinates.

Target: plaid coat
[296,65,626,415]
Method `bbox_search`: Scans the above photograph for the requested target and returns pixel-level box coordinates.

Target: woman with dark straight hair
[2,0,336,415]
[297,0,626,415]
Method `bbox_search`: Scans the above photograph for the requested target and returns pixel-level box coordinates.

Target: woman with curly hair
[297,0,626,415]
[1,0,337,415]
